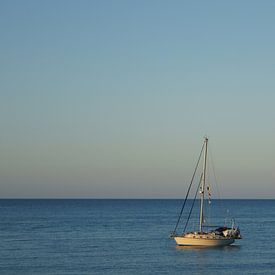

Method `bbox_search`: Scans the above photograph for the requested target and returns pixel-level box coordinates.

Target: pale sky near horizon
[0,0,275,198]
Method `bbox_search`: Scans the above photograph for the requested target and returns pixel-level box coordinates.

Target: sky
[0,0,274,198]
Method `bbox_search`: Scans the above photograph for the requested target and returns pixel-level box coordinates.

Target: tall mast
[199,137,208,232]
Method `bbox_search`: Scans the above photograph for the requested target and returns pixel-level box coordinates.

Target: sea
[0,199,275,274]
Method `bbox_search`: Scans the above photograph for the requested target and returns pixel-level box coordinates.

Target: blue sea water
[1,199,275,274]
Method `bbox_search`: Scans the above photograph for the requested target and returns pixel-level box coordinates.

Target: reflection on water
[176,244,241,251]
[175,244,242,274]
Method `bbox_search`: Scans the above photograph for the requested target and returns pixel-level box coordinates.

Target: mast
[199,137,208,232]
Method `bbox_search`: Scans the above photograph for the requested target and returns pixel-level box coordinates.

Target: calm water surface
[1,199,275,274]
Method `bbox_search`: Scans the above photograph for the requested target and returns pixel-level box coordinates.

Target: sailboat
[171,137,241,247]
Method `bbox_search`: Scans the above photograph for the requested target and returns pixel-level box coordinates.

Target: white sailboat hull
[174,234,235,247]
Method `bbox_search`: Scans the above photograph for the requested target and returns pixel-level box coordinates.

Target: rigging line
[183,172,203,233]
[208,144,225,216]
[210,144,236,221]
[209,145,222,200]
[171,142,205,235]
[206,159,211,226]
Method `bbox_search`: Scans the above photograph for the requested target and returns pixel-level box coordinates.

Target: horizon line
[0,197,274,200]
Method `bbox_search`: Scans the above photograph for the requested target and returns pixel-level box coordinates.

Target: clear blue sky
[0,0,274,198]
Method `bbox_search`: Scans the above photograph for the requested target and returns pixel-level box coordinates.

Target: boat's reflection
[176,245,241,251]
